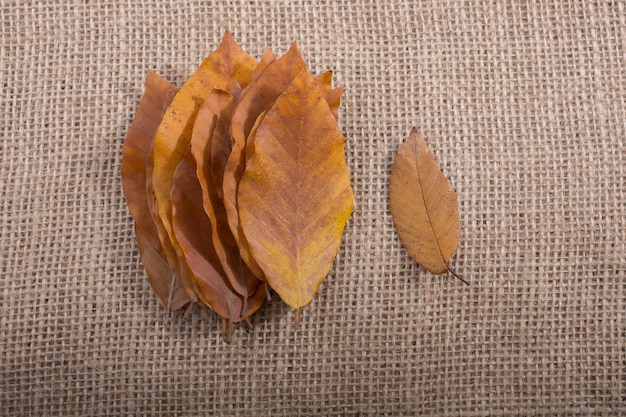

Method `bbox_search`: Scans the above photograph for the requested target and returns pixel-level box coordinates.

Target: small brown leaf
[389,128,465,282]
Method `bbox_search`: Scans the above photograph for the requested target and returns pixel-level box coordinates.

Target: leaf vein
[412,137,448,267]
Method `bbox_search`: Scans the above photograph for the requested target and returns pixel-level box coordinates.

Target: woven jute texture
[1,1,625,415]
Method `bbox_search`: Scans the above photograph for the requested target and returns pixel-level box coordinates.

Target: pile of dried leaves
[122,32,354,341]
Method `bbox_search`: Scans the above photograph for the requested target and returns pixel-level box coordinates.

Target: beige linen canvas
[1,1,624,415]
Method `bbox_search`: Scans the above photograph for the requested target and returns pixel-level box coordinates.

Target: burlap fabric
[1,1,624,415]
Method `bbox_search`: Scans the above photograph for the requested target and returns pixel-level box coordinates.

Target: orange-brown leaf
[190,88,261,295]
[223,43,308,279]
[237,69,354,309]
[135,225,190,310]
[121,71,190,310]
[171,152,264,321]
[389,128,461,275]
[315,71,342,121]
[149,32,258,288]
[209,84,243,202]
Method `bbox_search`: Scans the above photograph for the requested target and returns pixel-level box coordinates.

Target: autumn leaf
[170,151,265,322]
[148,31,258,293]
[121,71,190,309]
[389,128,467,284]
[134,225,190,310]
[237,68,354,309]
[315,71,343,121]
[189,87,261,297]
[223,43,308,280]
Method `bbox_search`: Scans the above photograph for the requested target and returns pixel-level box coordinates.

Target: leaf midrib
[412,137,447,267]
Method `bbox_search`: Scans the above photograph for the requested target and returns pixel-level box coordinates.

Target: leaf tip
[262,47,275,60]
[287,41,302,57]
[145,69,157,81]
[217,30,243,54]
[408,127,426,147]
[221,30,234,42]
[264,281,272,301]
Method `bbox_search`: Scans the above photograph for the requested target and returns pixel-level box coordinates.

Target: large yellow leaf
[223,43,308,279]
[149,32,258,287]
[389,128,466,283]
[237,69,354,309]
[121,71,190,310]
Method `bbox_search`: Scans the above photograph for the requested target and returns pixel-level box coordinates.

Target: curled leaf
[237,69,354,309]
[149,32,258,292]
[190,88,260,296]
[389,128,466,283]
[121,71,190,309]
[209,83,243,202]
[171,152,264,321]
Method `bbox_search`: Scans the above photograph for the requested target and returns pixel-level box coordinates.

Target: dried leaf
[389,128,465,281]
[149,32,258,293]
[135,225,189,310]
[223,43,308,279]
[171,151,265,321]
[237,69,354,309]
[121,71,189,309]
[315,71,343,121]
[209,83,243,202]
[252,48,276,81]
[122,33,352,332]
[190,88,261,296]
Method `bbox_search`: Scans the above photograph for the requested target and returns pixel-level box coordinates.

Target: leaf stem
[222,318,232,344]
[240,257,248,316]
[244,318,252,329]
[264,280,272,301]
[182,302,194,320]
[166,275,176,311]
[446,262,469,286]
[295,308,301,329]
